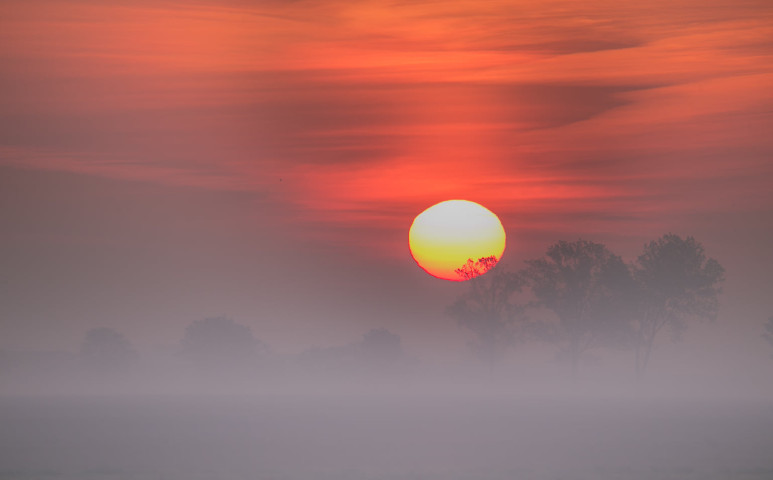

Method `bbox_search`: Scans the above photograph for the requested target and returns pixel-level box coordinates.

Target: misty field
[1,395,772,480]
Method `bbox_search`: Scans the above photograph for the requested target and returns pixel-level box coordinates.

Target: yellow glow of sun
[409,200,506,281]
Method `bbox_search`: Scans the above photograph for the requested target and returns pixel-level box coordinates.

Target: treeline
[4,233,772,394]
[0,318,413,393]
[448,233,726,377]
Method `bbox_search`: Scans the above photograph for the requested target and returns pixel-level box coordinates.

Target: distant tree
[360,328,404,366]
[80,327,138,374]
[298,344,360,373]
[180,317,264,369]
[632,234,724,377]
[298,328,409,374]
[522,240,635,376]
[764,317,773,357]
[447,257,526,371]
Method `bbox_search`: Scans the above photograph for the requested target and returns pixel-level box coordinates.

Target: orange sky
[2,0,772,258]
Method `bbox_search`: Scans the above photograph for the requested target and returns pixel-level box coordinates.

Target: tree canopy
[632,234,724,376]
[80,327,138,374]
[522,240,635,375]
[180,316,264,369]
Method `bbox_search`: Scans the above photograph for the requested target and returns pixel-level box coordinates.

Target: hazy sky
[1,0,772,369]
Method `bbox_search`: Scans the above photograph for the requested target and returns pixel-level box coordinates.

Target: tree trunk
[570,338,580,377]
[635,341,643,379]
[641,333,655,374]
[635,324,647,379]
[635,330,657,379]
[635,311,654,380]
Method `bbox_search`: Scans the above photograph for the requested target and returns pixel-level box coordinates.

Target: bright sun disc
[409,200,506,281]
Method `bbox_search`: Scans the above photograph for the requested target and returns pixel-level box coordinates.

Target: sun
[408,200,506,281]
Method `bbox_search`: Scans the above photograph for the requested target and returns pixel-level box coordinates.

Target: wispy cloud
[1,0,771,252]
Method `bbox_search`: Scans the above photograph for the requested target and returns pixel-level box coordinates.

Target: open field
[1,395,772,480]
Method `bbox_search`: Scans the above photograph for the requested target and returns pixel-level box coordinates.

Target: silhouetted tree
[522,240,635,376]
[180,317,264,370]
[632,234,724,377]
[763,317,773,357]
[80,327,138,374]
[447,257,525,371]
[455,256,499,280]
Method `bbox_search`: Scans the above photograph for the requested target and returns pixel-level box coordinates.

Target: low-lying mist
[2,318,773,480]
[2,236,773,479]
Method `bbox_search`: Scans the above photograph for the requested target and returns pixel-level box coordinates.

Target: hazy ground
[1,393,772,480]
